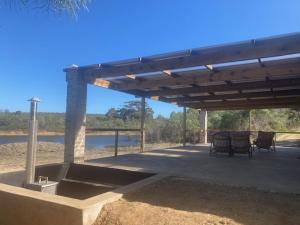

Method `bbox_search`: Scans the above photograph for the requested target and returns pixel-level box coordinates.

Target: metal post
[25,97,40,184]
[114,130,119,157]
[183,107,187,146]
[140,97,146,152]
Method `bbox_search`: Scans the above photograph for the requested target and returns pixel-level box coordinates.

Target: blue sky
[0,0,299,117]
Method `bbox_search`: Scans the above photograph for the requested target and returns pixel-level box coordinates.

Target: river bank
[0,130,139,136]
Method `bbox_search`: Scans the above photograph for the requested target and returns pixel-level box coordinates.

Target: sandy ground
[276,133,300,147]
[0,142,174,173]
[95,176,300,225]
[1,141,300,225]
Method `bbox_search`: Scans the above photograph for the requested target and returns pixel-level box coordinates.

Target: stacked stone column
[64,66,87,163]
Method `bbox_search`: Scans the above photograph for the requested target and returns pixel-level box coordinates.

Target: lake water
[0,135,139,150]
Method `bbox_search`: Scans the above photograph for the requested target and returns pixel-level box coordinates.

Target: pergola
[63,32,300,163]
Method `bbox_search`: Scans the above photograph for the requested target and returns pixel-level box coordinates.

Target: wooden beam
[114,57,300,90]
[184,97,300,109]
[72,32,300,78]
[145,77,300,97]
[91,78,112,88]
[150,96,160,100]
[205,103,300,111]
[169,89,300,103]
[144,77,300,97]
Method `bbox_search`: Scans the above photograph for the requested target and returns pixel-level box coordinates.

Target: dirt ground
[0,142,174,173]
[0,142,138,173]
[95,177,300,225]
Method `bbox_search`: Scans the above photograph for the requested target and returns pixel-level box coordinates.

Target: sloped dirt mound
[94,177,300,225]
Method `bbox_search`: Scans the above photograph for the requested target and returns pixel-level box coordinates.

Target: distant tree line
[1,101,299,143]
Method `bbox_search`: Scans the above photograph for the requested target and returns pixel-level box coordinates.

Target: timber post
[249,110,252,131]
[199,109,207,144]
[114,130,119,156]
[140,97,146,152]
[183,107,187,146]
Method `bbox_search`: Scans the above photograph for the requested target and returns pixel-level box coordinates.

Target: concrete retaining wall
[0,183,84,225]
[0,163,63,187]
[0,163,164,225]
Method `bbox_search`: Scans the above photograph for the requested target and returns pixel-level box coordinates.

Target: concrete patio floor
[87,145,300,194]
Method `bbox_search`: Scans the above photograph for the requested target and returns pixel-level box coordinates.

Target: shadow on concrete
[87,145,300,194]
[276,139,300,147]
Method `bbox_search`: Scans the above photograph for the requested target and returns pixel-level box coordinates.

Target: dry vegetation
[95,177,300,225]
[0,142,174,173]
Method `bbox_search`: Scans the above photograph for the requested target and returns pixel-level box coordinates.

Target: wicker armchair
[210,132,231,156]
[230,134,253,159]
[253,131,275,151]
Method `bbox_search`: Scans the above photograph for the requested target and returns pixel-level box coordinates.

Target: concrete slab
[87,144,300,194]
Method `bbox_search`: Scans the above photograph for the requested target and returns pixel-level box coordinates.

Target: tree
[105,108,119,119]
[15,111,22,115]
[2,0,91,16]
[117,100,153,122]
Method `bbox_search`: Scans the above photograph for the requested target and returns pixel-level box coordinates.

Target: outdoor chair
[230,133,253,159]
[210,132,231,156]
[253,131,275,152]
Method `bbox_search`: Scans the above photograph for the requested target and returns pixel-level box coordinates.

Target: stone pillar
[64,66,87,163]
[199,110,207,144]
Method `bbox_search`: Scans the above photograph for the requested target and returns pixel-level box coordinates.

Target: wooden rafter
[170,89,300,103]
[114,57,300,90]
[143,77,300,97]
[205,103,300,111]
[67,32,300,111]
[66,32,300,78]
[183,97,300,109]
